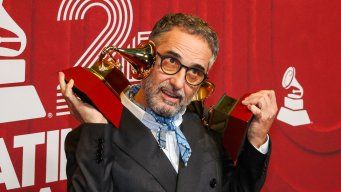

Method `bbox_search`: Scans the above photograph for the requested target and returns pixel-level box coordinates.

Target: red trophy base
[62,66,130,128]
[208,94,253,162]
[222,94,253,162]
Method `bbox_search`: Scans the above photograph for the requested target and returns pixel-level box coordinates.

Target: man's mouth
[160,88,182,104]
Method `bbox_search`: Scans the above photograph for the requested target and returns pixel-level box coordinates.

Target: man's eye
[168,57,176,63]
[190,68,201,75]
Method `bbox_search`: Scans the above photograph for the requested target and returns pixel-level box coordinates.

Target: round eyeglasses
[156,52,208,86]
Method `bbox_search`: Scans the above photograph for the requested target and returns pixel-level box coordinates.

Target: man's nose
[169,68,186,89]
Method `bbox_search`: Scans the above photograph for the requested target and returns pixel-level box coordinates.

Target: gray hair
[149,13,219,69]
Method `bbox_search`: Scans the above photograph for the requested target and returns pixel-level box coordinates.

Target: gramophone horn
[90,40,156,81]
[114,41,156,80]
[282,66,304,98]
[192,80,215,101]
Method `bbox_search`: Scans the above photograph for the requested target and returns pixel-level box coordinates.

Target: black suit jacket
[65,108,270,192]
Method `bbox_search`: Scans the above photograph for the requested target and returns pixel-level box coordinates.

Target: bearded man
[59,13,278,192]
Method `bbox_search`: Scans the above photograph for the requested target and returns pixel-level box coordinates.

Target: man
[59,13,278,192]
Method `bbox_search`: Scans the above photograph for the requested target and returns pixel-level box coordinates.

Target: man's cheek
[185,89,197,101]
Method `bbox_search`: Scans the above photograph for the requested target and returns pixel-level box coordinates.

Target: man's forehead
[154,28,212,71]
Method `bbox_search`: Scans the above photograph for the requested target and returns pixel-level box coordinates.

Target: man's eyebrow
[164,50,182,59]
[163,50,207,72]
[191,64,206,72]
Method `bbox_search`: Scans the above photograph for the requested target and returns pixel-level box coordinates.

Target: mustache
[157,81,185,101]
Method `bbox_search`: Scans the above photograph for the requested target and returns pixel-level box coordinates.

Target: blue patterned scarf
[146,108,192,166]
[128,85,192,166]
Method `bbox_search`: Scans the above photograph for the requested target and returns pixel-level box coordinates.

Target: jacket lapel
[176,112,216,191]
[112,108,178,192]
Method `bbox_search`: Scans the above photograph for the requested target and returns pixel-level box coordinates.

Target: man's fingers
[269,90,278,111]
[58,72,66,92]
[63,80,85,123]
[64,79,82,106]
[64,78,74,98]
[262,90,278,115]
[67,102,84,123]
[248,104,275,121]
[263,95,272,110]
[242,91,274,108]
[242,95,263,106]
[242,90,278,120]
[260,90,277,109]
[247,104,262,117]
[57,73,106,123]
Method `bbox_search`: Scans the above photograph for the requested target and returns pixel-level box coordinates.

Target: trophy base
[63,67,127,127]
[277,107,310,126]
[0,85,46,123]
[223,94,253,162]
[208,94,253,162]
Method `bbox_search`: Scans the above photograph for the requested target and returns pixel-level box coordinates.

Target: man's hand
[242,90,278,148]
[58,72,108,124]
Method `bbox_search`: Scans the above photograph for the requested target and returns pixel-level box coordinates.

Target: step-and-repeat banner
[0,0,340,191]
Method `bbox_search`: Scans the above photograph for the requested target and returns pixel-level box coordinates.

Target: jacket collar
[113,107,216,191]
[176,112,214,191]
[112,108,178,192]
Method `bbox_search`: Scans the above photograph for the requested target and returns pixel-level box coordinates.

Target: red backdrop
[0,0,340,191]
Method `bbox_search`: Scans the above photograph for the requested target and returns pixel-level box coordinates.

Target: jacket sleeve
[220,135,271,192]
[65,123,115,192]
[197,100,270,192]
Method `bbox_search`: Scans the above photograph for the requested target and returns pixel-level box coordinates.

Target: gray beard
[141,75,191,117]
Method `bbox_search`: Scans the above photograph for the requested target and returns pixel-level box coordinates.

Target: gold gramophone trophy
[62,41,155,127]
[63,40,252,161]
